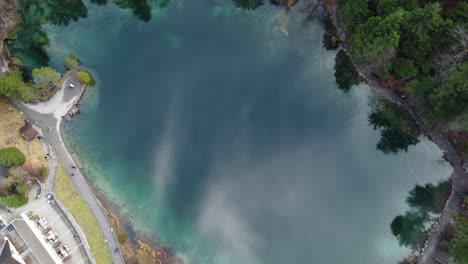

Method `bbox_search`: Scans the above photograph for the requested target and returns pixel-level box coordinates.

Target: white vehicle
[69,83,75,88]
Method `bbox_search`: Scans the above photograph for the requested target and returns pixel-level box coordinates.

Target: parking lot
[26,198,93,264]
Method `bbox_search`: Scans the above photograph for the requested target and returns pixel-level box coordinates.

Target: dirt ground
[0,97,47,174]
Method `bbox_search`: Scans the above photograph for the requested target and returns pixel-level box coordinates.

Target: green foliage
[406,78,438,124]
[375,0,416,16]
[32,66,61,91]
[408,63,468,125]
[15,184,29,195]
[118,233,128,244]
[431,63,468,119]
[448,2,468,25]
[64,53,80,70]
[348,9,406,66]
[0,69,32,101]
[5,0,88,74]
[390,211,428,250]
[399,3,448,65]
[334,50,361,92]
[5,176,25,191]
[339,0,370,32]
[77,71,95,86]
[0,147,26,167]
[0,194,28,208]
[448,216,468,263]
[406,180,451,214]
[368,103,420,154]
[375,65,391,80]
[41,166,48,178]
[392,58,417,80]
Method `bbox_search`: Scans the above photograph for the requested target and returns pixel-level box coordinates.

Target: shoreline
[2,1,465,263]
[91,185,183,264]
[58,89,183,263]
[322,1,467,263]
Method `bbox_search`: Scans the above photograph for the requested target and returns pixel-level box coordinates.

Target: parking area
[26,198,93,264]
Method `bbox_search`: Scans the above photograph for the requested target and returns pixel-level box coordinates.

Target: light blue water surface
[44,1,451,263]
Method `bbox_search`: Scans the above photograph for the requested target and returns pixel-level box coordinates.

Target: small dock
[63,105,80,121]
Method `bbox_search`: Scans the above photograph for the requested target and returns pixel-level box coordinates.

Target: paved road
[0,53,7,77]
[14,74,125,264]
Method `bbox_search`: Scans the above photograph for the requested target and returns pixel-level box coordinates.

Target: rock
[0,0,21,41]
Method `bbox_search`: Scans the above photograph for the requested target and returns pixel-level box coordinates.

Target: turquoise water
[43,1,452,263]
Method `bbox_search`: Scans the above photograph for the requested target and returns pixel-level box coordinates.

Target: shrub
[392,58,417,80]
[64,53,80,70]
[76,71,95,86]
[40,166,48,178]
[0,147,26,166]
[118,233,128,244]
[15,184,29,195]
[339,0,370,32]
[0,194,28,207]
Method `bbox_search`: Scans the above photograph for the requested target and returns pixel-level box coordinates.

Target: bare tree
[434,26,468,75]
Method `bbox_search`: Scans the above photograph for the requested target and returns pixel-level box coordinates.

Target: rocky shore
[93,187,183,264]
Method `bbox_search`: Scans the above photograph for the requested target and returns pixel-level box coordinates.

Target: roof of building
[19,121,38,141]
[0,238,22,264]
[11,219,56,264]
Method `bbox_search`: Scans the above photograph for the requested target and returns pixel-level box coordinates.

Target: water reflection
[368,102,421,155]
[391,179,451,251]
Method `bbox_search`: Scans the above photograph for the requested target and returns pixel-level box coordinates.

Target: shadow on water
[368,102,421,155]
[391,179,452,251]
[5,0,293,75]
[334,50,361,92]
[5,0,172,75]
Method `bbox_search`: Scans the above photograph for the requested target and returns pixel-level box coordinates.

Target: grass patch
[0,98,47,173]
[0,194,28,207]
[54,162,112,264]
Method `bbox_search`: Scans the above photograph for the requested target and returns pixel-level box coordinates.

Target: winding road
[14,73,125,264]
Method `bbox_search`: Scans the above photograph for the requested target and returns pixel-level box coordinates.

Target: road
[14,73,125,264]
[0,52,7,77]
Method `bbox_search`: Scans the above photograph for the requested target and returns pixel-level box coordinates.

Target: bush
[15,184,29,195]
[0,69,32,101]
[0,147,26,166]
[0,194,28,207]
[76,71,95,86]
[375,66,391,80]
[392,58,417,80]
[339,0,370,32]
[118,233,128,244]
[64,53,80,70]
[41,166,48,178]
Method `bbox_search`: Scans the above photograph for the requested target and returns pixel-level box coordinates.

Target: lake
[40,1,451,263]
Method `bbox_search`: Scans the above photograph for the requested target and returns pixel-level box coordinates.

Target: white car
[69,83,75,88]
